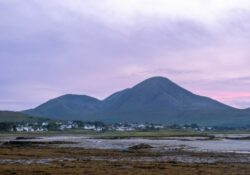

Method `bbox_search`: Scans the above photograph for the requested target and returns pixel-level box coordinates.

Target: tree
[0,122,14,131]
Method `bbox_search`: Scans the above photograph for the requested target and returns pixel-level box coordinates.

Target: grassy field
[2,160,250,175]
[0,145,250,175]
[1,129,250,139]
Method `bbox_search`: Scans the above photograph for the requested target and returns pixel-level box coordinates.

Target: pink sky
[0,0,250,110]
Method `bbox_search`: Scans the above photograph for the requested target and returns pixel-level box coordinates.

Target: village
[0,120,216,132]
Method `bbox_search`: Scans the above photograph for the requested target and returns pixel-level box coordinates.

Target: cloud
[1,0,250,110]
[36,0,250,25]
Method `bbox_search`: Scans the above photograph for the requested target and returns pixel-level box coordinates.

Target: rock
[128,143,153,150]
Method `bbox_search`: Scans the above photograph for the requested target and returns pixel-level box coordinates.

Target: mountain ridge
[102,76,233,111]
[23,76,250,127]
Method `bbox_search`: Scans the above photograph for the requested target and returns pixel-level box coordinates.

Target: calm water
[4,135,249,154]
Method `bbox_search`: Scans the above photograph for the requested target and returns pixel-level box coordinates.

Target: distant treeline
[0,122,17,131]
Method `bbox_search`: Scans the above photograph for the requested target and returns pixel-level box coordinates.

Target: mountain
[23,76,250,127]
[103,77,232,111]
[24,94,101,120]
[0,111,43,122]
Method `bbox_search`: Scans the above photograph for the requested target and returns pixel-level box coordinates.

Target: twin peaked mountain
[23,77,250,127]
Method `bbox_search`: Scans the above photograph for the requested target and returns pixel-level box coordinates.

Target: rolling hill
[0,111,44,122]
[25,94,101,120]
[23,76,250,127]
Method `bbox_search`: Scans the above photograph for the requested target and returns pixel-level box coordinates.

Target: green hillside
[0,111,44,122]
[23,77,250,127]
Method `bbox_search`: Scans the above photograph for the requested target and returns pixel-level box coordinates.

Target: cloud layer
[1,0,250,110]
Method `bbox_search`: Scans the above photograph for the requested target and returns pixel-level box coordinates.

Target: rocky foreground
[0,136,250,175]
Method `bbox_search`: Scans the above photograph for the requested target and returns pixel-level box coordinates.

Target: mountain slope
[23,77,250,126]
[24,94,101,120]
[103,77,232,111]
[99,77,240,125]
[0,111,42,122]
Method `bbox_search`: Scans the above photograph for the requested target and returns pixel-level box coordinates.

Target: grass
[2,160,250,175]
[0,146,250,175]
[1,128,250,139]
